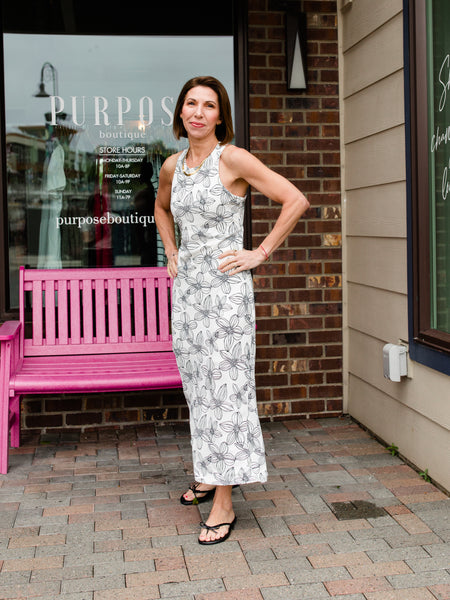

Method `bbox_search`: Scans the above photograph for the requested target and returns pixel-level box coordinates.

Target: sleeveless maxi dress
[170,143,268,486]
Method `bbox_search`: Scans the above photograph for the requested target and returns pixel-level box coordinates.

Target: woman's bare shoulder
[159,151,183,183]
[221,144,250,164]
[221,144,263,178]
[162,151,183,173]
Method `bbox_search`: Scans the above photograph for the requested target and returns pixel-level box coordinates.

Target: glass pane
[427,0,450,333]
[4,34,234,307]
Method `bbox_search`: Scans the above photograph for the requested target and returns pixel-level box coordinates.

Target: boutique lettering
[439,54,450,112]
[433,54,450,201]
[56,212,155,229]
[50,95,174,127]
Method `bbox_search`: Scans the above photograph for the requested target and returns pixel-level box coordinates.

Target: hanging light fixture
[33,62,67,122]
[33,62,58,98]
[286,7,308,90]
[34,81,50,98]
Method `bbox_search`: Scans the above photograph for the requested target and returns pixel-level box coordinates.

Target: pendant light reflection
[33,62,58,98]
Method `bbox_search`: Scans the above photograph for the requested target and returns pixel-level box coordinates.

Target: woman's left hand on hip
[218,248,265,275]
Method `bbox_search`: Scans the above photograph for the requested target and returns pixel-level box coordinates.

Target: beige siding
[343,13,404,98]
[340,2,450,490]
[347,237,407,294]
[347,283,408,342]
[348,375,450,488]
[342,0,402,51]
[344,71,405,143]
[345,126,406,190]
[346,182,406,238]
[348,330,450,428]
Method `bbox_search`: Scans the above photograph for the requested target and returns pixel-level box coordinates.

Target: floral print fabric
[171,144,268,485]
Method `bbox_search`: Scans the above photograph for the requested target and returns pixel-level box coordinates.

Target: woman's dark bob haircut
[173,76,234,145]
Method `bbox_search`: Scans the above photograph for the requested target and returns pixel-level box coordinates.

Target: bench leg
[0,394,20,473]
[10,394,20,448]
[0,339,17,474]
[0,394,9,475]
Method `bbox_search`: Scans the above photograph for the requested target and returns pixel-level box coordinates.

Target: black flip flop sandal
[198,516,237,545]
[180,482,215,505]
[180,483,240,506]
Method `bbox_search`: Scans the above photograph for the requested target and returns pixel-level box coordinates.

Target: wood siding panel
[344,13,404,97]
[346,237,407,294]
[344,71,405,143]
[348,375,450,492]
[346,182,407,238]
[342,0,403,52]
[348,331,450,429]
[347,282,408,341]
[345,126,406,190]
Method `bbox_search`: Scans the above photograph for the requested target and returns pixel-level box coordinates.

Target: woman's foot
[180,482,216,505]
[198,486,235,544]
[198,515,237,545]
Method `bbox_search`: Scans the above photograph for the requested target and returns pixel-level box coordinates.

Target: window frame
[0,0,249,318]
[406,0,450,372]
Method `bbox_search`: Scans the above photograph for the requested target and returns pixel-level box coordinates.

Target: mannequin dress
[170,143,268,486]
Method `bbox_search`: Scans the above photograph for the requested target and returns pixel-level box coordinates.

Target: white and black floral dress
[170,143,268,486]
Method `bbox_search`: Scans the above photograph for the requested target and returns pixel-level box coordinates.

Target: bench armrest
[0,321,21,341]
[0,321,22,384]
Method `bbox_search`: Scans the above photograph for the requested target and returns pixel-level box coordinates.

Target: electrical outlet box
[383,343,408,382]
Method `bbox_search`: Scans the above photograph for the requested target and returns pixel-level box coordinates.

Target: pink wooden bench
[0,266,182,473]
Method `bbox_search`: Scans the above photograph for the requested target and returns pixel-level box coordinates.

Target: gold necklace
[182,143,217,176]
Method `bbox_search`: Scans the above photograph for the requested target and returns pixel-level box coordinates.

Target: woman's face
[180,85,222,141]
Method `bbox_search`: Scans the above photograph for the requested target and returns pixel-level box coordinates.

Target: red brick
[291,399,326,413]
[309,385,343,398]
[273,387,308,400]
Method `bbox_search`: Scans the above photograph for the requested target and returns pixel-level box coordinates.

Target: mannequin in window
[37,134,66,268]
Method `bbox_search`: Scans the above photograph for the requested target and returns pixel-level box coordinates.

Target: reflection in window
[4,34,234,307]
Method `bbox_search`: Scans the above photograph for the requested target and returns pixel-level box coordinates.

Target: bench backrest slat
[120,278,132,343]
[107,279,119,343]
[57,279,69,344]
[20,266,174,356]
[32,280,43,346]
[95,279,106,344]
[158,276,171,342]
[82,278,94,344]
[45,280,56,345]
[146,277,157,342]
[134,279,145,343]
[70,279,81,344]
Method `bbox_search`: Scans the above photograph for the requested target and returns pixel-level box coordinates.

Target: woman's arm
[154,154,179,277]
[219,146,310,274]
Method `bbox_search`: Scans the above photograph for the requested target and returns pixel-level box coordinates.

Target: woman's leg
[198,485,235,543]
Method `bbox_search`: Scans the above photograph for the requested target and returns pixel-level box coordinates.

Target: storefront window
[408,0,450,365]
[3,34,234,307]
[427,0,450,334]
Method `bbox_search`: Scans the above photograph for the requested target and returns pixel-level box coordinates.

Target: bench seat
[11,353,181,394]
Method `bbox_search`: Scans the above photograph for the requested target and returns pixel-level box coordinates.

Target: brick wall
[22,0,342,434]
[22,389,187,433]
[249,0,343,419]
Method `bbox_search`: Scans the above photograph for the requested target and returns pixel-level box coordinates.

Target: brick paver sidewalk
[0,417,449,599]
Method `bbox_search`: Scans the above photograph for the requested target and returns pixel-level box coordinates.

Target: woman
[155,76,309,545]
